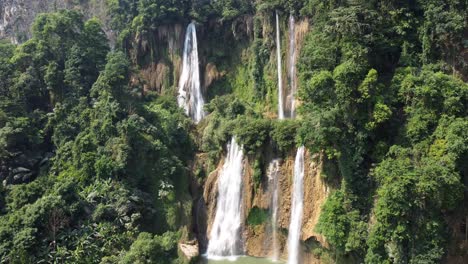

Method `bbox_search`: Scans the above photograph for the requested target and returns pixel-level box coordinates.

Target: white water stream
[276,11,284,120]
[287,146,305,264]
[207,138,244,259]
[288,15,297,118]
[178,22,205,123]
[267,159,281,261]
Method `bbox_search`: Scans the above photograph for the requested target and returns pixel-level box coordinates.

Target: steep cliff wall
[195,147,330,263]
[182,15,329,262]
[130,24,185,94]
[0,0,111,43]
[248,150,329,263]
[129,16,252,97]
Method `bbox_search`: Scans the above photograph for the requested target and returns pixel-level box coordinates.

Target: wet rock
[179,240,199,260]
[202,147,329,263]
[21,172,33,182]
[12,167,30,174]
[39,152,53,167]
[203,63,222,92]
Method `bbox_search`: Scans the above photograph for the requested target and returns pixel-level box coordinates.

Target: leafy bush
[252,159,263,188]
[247,207,269,226]
[270,120,300,152]
[120,232,179,264]
[234,117,271,154]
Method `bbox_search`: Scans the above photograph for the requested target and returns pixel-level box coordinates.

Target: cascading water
[178,22,205,123]
[207,138,244,260]
[276,11,285,120]
[287,146,305,264]
[288,15,297,118]
[267,159,281,261]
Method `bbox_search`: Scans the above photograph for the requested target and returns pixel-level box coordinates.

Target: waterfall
[287,146,305,264]
[267,159,281,261]
[276,11,285,120]
[178,22,205,123]
[288,15,297,118]
[207,138,244,260]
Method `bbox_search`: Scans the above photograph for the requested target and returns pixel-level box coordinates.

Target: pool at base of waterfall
[203,256,285,264]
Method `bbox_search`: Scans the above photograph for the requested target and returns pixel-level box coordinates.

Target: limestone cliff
[0,0,112,44]
[130,24,185,95]
[130,16,251,96]
[195,147,330,263]
[184,15,329,262]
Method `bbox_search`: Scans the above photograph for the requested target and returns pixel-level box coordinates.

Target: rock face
[179,240,199,261]
[203,63,222,93]
[444,215,468,263]
[0,152,52,186]
[190,17,326,263]
[197,147,329,263]
[246,150,329,263]
[131,24,185,95]
[284,18,309,115]
[0,0,112,43]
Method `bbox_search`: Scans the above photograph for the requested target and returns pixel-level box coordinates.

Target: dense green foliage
[297,0,467,263]
[0,0,466,263]
[0,10,193,263]
[247,206,269,226]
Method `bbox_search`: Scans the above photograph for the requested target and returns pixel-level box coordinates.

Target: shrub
[247,206,269,226]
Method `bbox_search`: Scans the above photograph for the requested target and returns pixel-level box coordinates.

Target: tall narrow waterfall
[287,146,305,264]
[207,138,244,259]
[267,159,281,261]
[288,15,297,118]
[276,11,285,120]
[178,23,205,123]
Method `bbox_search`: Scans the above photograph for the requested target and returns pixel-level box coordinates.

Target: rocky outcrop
[141,62,171,94]
[203,160,223,240]
[0,0,112,44]
[203,63,222,93]
[131,24,184,95]
[444,213,468,264]
[179,240,199,261]
[0,151,52,186]
[301,153,329,244]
